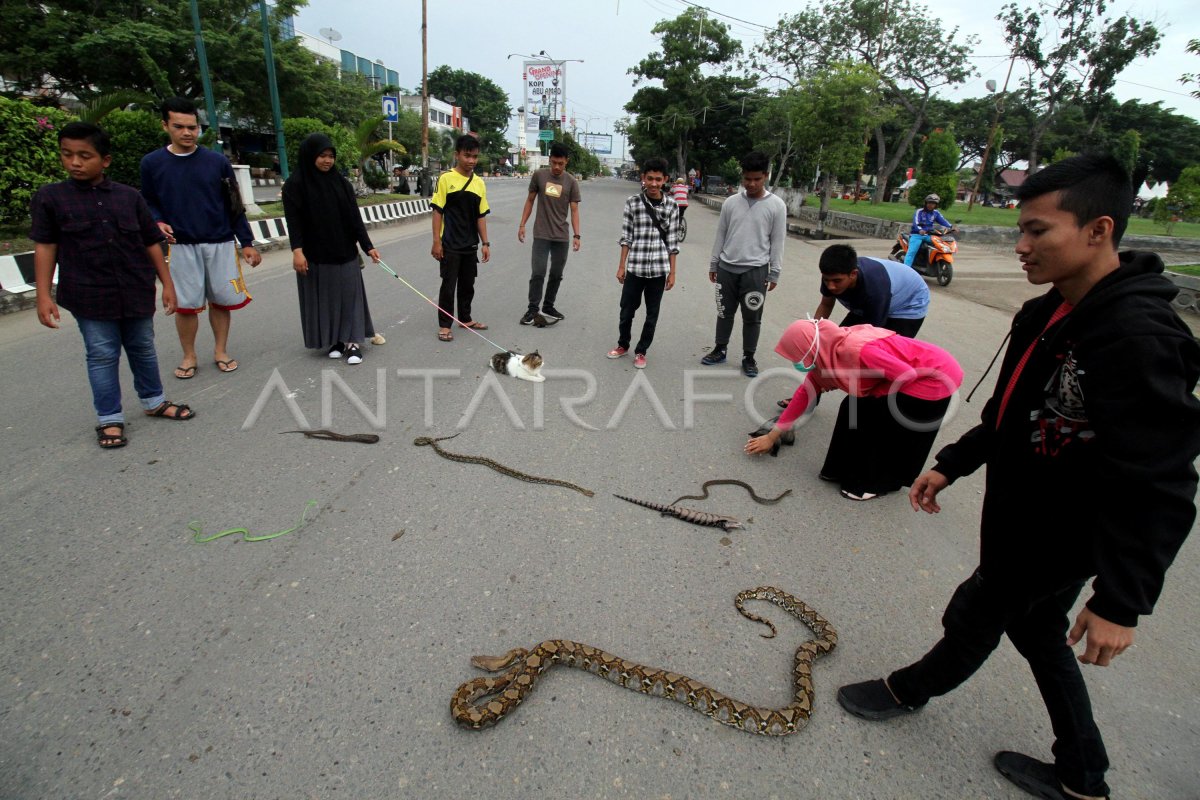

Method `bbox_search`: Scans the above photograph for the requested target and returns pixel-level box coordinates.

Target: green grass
[0,225,36,257]
[824,198,1200,240]
[1167,264,1200,276]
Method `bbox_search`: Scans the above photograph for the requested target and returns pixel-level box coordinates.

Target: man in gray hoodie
[701,151,788,377]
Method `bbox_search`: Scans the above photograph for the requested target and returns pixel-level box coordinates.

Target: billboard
[524,60,565,144]
[578,133,613,155]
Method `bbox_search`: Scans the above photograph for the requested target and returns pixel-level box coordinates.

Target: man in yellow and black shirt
[430,134,491,341]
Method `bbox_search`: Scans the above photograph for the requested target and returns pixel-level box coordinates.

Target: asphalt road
[1,178,1197,799]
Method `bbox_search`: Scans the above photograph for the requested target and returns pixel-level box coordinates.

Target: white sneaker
[345,344,363,365]
[328,344,343,359]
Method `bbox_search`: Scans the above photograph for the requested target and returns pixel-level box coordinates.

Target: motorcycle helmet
[924,193,940,205]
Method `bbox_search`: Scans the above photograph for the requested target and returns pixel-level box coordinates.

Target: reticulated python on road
[450,587,837,736]
[413,433,594,497]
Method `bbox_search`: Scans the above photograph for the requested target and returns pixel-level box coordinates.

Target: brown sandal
[95,423,127,449]
[146,401,196,420]
[437,329,454,341]
[458,321,488,330]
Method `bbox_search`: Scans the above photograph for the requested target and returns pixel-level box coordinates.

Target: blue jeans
[903,233,931,267]
[76,316,165,425]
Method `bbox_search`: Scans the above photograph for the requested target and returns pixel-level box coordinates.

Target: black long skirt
[296,258,375,350]
[820,393,952,497]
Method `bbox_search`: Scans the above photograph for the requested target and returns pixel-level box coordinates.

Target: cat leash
[373,259,509,352]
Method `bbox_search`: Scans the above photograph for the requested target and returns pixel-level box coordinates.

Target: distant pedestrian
[140,97,262,379]
[430,134,490,342]
[671,177,689,218]
[283,133,381,365]
[903,194,953,268]
[838,154,1200,800]
[607,157,678,369]
[33,122,195,449]
[517,141,581,325]
[701,151,788,378]
[814,244,929,336]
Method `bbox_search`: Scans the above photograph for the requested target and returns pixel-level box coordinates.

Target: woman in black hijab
[283,132,381,364]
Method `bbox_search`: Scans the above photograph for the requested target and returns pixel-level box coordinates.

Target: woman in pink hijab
[746,318,964,500]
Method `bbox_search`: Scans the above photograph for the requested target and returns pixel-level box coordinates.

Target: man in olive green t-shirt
[517,142,582,324]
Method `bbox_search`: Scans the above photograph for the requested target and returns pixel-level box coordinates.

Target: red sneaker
[606,346,628,359]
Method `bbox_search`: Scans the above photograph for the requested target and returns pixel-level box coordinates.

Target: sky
[294,0,1200,157]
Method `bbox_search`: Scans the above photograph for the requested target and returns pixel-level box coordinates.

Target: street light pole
[420,0,429,194]
[258,0,287,179]
[968,56,1015,213]
[188,0,220,149]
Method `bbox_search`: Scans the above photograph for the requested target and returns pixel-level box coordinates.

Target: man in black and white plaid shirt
[607,156,679,369]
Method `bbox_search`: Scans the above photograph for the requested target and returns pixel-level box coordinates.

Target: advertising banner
[524,60,565,143]
[578,133,613,154]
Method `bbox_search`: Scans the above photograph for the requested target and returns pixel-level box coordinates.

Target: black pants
[618,274,666,354]
[677,205,687,218]
[841,311,924,338]
[714,264,769,357]
[528,238,569,311]
[820,393,949,496]
[888,570,1110,798]
[438,249,478,328]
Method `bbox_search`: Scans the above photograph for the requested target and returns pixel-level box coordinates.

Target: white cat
[490,350,545,383]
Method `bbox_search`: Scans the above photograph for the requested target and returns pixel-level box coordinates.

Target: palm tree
[353,115,406,192]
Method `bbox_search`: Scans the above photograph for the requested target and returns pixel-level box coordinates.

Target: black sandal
[95,423,127,449]
[145,401,195,420]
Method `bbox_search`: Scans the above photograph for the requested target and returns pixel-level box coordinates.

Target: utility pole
[421,0,430,195]
[188,0,220,150]
[968,56,1016,212]
[258,0,287,178]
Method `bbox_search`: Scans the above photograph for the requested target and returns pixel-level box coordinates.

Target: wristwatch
[482,241,491,246]
[573,234,581,239]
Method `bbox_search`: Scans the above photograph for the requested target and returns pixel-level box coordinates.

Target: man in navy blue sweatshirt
[140,97,262,379]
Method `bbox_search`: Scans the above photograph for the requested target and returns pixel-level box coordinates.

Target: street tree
[787,63,889,225]
[0,1,315,121]
[625,8,750,178]
[426,66,511,163]
[1183,39,1200,99]
[997,0,1160,173]
[755,0,976,205]
[911,129,961,210]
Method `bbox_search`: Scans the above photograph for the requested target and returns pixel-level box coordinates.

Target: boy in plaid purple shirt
[32,122,195,449]
[607,157,678,369]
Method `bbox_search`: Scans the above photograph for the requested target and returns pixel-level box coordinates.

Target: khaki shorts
[168,242,252,313]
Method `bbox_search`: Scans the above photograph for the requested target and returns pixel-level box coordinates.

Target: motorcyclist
[903,194,954,268]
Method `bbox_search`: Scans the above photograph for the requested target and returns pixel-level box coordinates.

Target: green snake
[413,433,595,497]
[280,429,380,444]
[451,587,837,735]
[669,479,791,508]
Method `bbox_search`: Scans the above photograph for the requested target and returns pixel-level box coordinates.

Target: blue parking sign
[382,96,399,123]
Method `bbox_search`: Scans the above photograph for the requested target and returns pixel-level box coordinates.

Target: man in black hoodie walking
[836,154,1200,800]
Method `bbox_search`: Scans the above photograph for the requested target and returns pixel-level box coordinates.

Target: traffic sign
[538,129,554,142]
[382,96,399,123]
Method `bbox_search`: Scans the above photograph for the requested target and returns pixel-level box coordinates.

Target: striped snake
[413,433,595,497]
[280,429,380,444]
[668,479,791,507]
[450,587,837,735]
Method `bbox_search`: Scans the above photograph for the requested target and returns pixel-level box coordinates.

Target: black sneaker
[742,357,759,377]
[993,751,1106,800]
[345,343,363,365]
[541,306,565,321]
[327,344,344,359]
[837,679,924,721]
[700,347,727,366]
[519,309,538,325]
